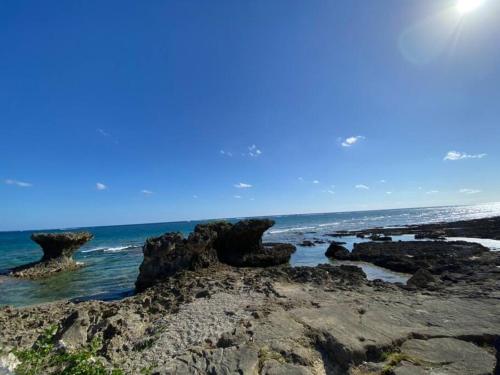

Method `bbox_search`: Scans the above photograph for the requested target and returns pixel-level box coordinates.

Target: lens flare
[456,0,484,14]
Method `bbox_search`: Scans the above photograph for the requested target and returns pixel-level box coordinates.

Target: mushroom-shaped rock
[31,232,93,261]
[10,232,93,279]
[214,219,295,267]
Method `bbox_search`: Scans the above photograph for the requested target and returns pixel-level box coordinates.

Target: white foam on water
[268,226,317,234]
[104,245,139,253]
[80,247,107,253]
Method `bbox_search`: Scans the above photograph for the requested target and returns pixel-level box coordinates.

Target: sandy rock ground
[1,262,499,374]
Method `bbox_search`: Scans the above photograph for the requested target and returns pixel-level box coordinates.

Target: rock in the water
[9,232,93,279]
[299,240,315,247]
[325,243,349,259]
[406,268,437,289]
[136,219,295,290]
[346,241,488,274]
[369,234,392,241]
[31,232,93,261]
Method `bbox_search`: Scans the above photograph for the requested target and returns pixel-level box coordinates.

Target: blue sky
[1,0,499,230]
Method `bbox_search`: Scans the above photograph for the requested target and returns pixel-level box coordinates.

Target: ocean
[1,202,500,307]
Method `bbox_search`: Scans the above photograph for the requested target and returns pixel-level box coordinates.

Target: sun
[456,0,485,14]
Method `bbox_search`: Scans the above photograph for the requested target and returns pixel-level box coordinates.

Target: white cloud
[355,184,370,190]
[248,144,262,157]
[220,149,233,157]
[459,188,481,194]
[426,190,439,194]
[233,195,242,199]
[5,179,32,187]
[380,179,387,183]
[97,128,110,137]
[323,190,335,195]
[444,151,486,161]
[312,180,320,184]
[141,189,153,195]
[386,191,392,195]
[234,182,253,189]
[341,135,364,147]
[96,182,107,190]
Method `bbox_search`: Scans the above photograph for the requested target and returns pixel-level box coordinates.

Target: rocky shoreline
[1,218,499,374]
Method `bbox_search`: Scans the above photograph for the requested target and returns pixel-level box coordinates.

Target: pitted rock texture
[9,232,93,279]
[136,219,296,291]
[31,232,93,261]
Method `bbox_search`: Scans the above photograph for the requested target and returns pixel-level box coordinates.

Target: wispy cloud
[426,190,439,194]
[298,177,304,182]
[234,182,253,189]
[193,195,198,199]
[341,135,365,147]
[312,180,320,184]
[322,189,335,194]
[355,184,370,190]
[141,189,153,195]
[386,191,393,195]
[5,179,32,187]
[233,195,242,199]
[96,182,107,190]
[247,144,262,157]
[220,149,233,157]
[380,179,387,183]
[459,188,481,194]
[444,151,486,161]
[97,128,110,137]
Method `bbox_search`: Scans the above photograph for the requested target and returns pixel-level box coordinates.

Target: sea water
[1,202,500,307]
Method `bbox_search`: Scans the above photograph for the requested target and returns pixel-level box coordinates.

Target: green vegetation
[12,325,123,375]
[380,351,420,375]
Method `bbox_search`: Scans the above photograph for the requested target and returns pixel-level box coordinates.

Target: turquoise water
[1,202,500,307]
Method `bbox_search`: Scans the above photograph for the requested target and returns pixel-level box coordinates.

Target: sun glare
[456,0,484,14]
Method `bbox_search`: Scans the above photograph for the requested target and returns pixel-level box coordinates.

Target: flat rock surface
[1,262,499,374]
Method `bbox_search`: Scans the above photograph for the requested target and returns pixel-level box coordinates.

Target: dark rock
[369,234,392,242]
[407,268,438,288]
[135,229,219,292]
[299,240,315,247]
[325,243,349,259]
[348,241,488,274]
[9,232,93,279]
[414,231,446,240]
[136,219,295,291]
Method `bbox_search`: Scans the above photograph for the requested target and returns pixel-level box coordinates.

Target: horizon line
[2,201,499,233]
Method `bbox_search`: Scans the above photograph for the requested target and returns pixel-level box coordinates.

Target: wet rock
[325,243,349,259]
[369,234,392,241]
[414,230,445,240]
[299,240,315,247]
[9,232,93,279]
[406,268,437,289]
[346,241,488,274]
